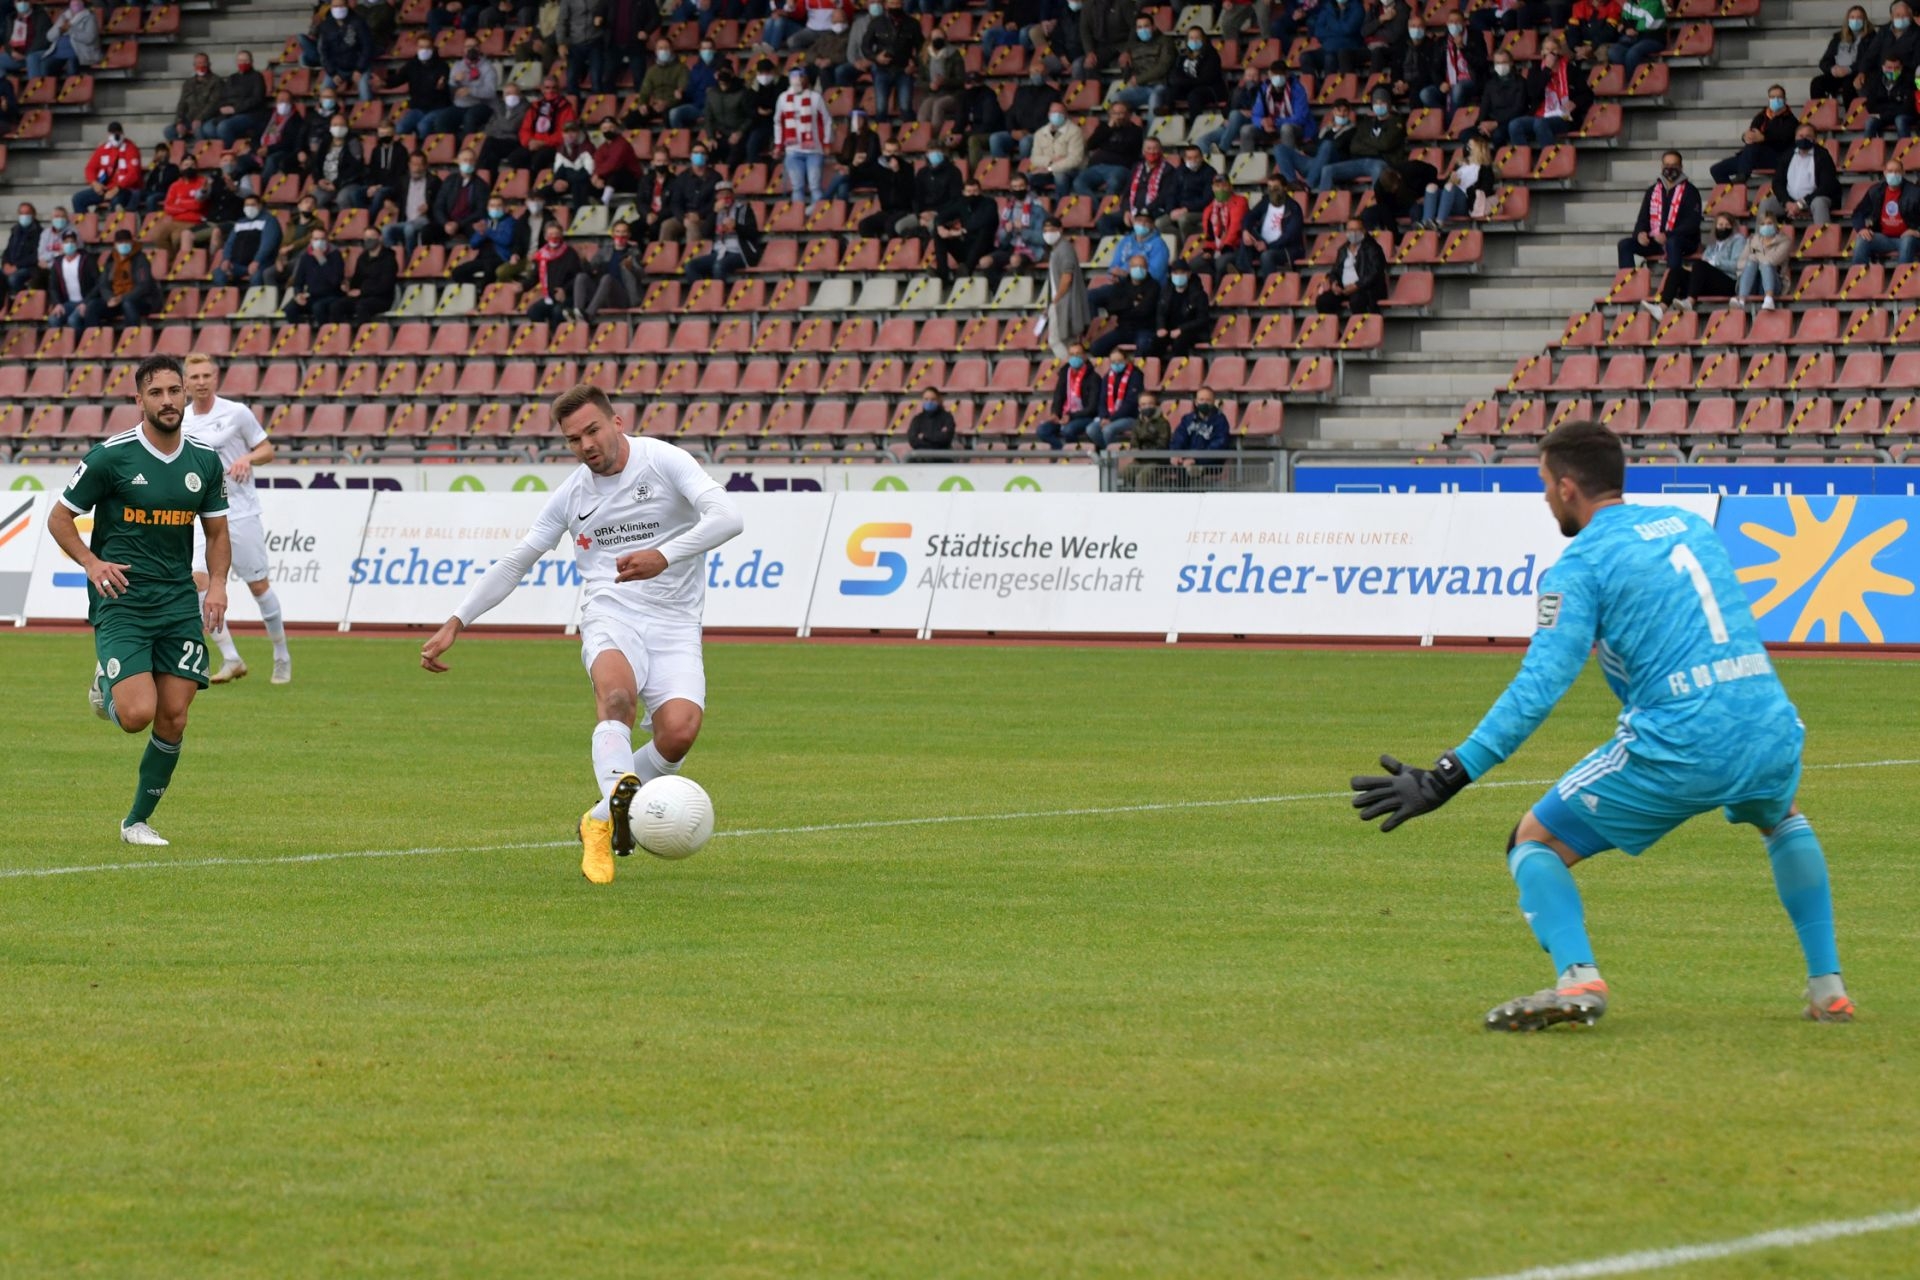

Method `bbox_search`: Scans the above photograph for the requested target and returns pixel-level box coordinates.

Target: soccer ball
[629,775,714,860]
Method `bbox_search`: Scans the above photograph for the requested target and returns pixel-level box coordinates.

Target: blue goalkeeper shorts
[1531,737,1803,859]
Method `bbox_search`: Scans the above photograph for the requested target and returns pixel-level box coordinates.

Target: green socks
[126,734,181,827]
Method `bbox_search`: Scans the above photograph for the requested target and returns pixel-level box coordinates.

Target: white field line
[1469,1205,1920,1280]
[4,758,1917,882]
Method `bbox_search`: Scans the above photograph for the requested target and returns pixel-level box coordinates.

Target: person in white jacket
[773,67,833,211]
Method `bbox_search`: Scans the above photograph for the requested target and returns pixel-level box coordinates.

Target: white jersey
[455,436,741,628]
[183,395,268,520]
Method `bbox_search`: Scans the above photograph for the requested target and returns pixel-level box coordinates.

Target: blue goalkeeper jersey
[1453,503,1801,785]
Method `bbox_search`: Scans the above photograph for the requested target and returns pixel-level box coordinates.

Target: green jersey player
[47,355,232,846]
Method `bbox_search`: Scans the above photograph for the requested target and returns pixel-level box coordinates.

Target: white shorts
[578,610,706,729]
[192,512,271,584]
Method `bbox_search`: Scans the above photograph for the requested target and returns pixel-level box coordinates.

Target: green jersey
[58,425,228,627]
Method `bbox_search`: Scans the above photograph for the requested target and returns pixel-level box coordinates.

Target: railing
[1100,451,1283,492]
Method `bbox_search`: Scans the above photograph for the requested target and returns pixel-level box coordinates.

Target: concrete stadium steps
[4,0,313,209]
[1304,0,1858,446]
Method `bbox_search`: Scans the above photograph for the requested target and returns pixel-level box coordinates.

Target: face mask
[17,214,31,228]
[528,199,544,213]
[1797,138,1815,152]
[1493,63,1511,77]
[504,94,521,107]
[1889,171,1905,186]
[1170,273,1189,288]
[488,207,504,219]
[417,48,432,61]
[237,60,251,72]
[1187,37,1201,50]
[312,239,329,253]
[1661,165,1680,181]
[459,161,475,175]
[1133,222,1150,237]
[330,5,346,16]
[929,36,944,48]
[1128,266,1146,281]
[243,205,261,219]
[1109,358,1127,372]
[1897,16,1911,29]
[1011,188,1029,200]
[1136,28,1152,41]
[1888,69,1902,80]
[1448,21,1463,35]
[657,49,673,63]
[1048,111,1065,127]
[63,242,80,256]
[1769,96,1785,110]
[790,78,807,92]
[331,125,349,139]
[320,99,336,113]
[869,1,880,13]
[922,401,937,412]
[1373,102,1389,117]
[612,234,630,246]
[756,74,774,85]
[1345,230,1362,244]
[15,2,29,12]
[115,242,133,256]
[108,131,123,144]
[1269,74,1286,87]
[1714,226,1731,240]
[1043,229,1061,245]
[927,151,944,166]
[1067,0,1079,8]
[1760,223,1780,238]
[1214,189,1231,203]
[1067,355,1084,368]
[1851,17,1866,30]
[1197,402,1215,416]
[691,151,706,166]
[52,217,67,231]
[1331,113,1348,127]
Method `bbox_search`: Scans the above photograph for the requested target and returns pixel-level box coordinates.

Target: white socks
[588,719,634,821]
[257,586,288,658]
[633,739,683,784]
[200,591,242,661]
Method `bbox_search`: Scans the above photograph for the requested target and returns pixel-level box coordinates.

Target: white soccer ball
[629,775,714,860]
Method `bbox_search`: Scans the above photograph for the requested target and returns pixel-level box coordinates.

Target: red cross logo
[576,533,592,549]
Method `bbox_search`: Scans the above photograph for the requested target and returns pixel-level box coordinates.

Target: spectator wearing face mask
[741,59,784,162]
[306,118,365,211]
[930,177,997,285]
[1036,341,1104,449]
[893,147,963,242]
[1317,218,1387,316]
[143,159,217,260]
[1319,92,1404,191]
[1113,392,1172,487]
[491,195,551,284]
[952,71,1007,171]
[1568,0,1624,57]
[1708,85,1797,185]
[1732,214,1792,312]
[257,92,306,183]
[1422,10,1484,112]
[536,123,596,206]
[0,0,48,79]
[1643,213,1741,320]
[1814,8,1872,107]
[134,143,179,216]
[1275,99,1354,188]
[1390,15,1444,108]
[992,68,1063,161]
[670,39,724,129]
[659,148,721,242]
[1511,39,1592,150]
[524,222,584,321]
[454,197,519,282]
[79,230,157,333]
[1608,0,1666,75]
[477,82,532,172]
[828,108,883,201]
[1419,133,1494,228]
[348,125,409,212]
[1080,352,1142,451]
[1241,65,1315,158]
[1363,0,1410,76]
[73,124,142,215]
[803,18,852,90]
[555,0,608,93]
[1307,0,1366,76]
[1470,52,1528,146]
[281,229,341,321]
[1110,14,1177,117]
[854,142,915,236]
[434,150,493,245]
[1099,216,1170,291]
[1761,127,1839,226]
[631,39,690,126]
[1197,174,1247,277]
[684,182,764,281]
[862,0,922,124]
[574,220,643,318]
[390,35,453,139]
[1072,103,1145,198]
[1170,394,1232,469]
[1863,1,1920,79]
[702,68,757,167]
[774,68,833,211]
[1159,146,1216,237]
[579,121,641,205]
[1850,161,1920,264]
[2,202,39,296]
[317,2,376,102]
[201,51,267,144]
[1863,54,1912,138]
[1617,150,1702,299]
[381,153,440,252]
[34,208,73,284]
[212,195,282,288]
[1087,253,1161,356]
[519,78,578,173]
[46,232,95,329]
[277,194,324,275]
[1194,66,1261,157]
[437,39,501,135]
[906,393,957,457]
[1166,28,1226,115]
[1042,217,1089,357]
[1241,178,1304,278]
[28,0,99,81]
[1095,138,1174,235]
[320,228,399,323]
[980,179,1048,293]
[1154,263,1212,359]
[918,31,965,131]
[170,54,224,142]
[1026,104,1087,195]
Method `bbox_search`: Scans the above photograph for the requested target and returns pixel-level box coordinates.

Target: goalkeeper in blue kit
[1350,421,1853,1030]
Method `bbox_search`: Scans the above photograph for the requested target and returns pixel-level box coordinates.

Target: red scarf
[1541,59,1570,118]
[1103,366,1134,415]
[533,240,567,291]
[1444,37,1472,85]
[1126,161,1167,211]
[1063,364,1089,414]
[1648,178,1688,233]
[1203,198,1237,243]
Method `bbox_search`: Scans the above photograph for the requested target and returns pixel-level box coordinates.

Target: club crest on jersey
[1536,592,1562,629]
[633,481,652,502]
[184,473,203,493]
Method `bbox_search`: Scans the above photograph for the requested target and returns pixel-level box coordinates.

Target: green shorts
[94,610,212,691]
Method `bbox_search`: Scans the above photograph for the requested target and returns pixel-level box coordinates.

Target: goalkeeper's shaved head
[1540,419,1625,500]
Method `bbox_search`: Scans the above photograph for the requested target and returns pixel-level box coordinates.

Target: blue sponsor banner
[1716,496,1920,644]
[1293,465,1916,496]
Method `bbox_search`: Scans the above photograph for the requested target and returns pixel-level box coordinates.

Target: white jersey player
[420,385,744,885]
[182,354,291,685]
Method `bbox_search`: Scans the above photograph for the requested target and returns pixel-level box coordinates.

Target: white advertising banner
[923,494,1200,634]
[841,464,1102,494]
[346,492,582,627]
[24,490,94,622]
[1170,494,1461,638]
[218,489,374,625]
[0,491,45,624]
[700,493,834,632]
[803,490,958,633]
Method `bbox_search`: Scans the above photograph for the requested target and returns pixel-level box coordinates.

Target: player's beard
[145,406,184,439]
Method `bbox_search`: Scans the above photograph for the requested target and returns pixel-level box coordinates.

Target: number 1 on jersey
[1669,544,1731,645]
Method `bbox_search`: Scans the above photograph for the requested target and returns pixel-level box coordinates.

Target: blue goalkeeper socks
[1766,814,1841,978]
[1509,841,1595,974]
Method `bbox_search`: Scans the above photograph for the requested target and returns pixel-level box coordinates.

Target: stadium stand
[4,0,1881,468]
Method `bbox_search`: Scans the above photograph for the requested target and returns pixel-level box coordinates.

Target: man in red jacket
[1196,174,1248,280]
[142,159,215,260]
[72,122,143,214]
[517,76,576,174]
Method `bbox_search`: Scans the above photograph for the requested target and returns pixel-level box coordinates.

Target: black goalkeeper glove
[1350,751,1470,833]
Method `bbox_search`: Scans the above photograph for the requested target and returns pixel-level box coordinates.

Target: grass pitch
[4,634,1918,1279]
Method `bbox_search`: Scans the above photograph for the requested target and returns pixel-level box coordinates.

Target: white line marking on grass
[1469,1206,1920,1280]
[6,758,1917,882]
